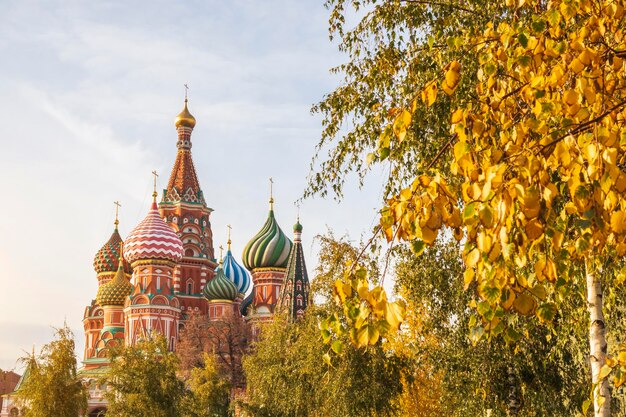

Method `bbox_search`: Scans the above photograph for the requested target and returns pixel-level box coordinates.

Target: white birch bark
[587,257,611,417]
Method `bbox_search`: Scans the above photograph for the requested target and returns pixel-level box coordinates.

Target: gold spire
[118,242,124,265]
[174,85,196,129]
[151,170,159,201]
[114,201,121,229]
[269,177,274,210]
[227,224,232,250]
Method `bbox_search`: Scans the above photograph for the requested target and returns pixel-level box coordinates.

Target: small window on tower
[187,282,193,295]
[157,277,161,290]
[297,282,302,291]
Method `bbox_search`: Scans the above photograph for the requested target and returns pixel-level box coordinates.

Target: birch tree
[312,1,626,415]
[16,325,87,417]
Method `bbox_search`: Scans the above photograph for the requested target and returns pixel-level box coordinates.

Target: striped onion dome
[93,227,131,275]
[242,210,293,270]
[96,261,133,306]
[223,249,251,295]
[123,201,184,264]
[203,267,238,302]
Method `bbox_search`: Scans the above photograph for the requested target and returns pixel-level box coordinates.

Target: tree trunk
[586,257,611,417]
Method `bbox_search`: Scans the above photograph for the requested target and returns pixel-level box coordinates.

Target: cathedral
[0,98,310,417]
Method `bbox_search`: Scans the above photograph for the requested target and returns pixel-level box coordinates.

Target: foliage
[320,264,405,351]
[242,235,407,417]
[311,232,380,303]
[180,353,230,417]
[177,311,250,390]
[16,324,87,417]
[242,309,407,417]
[104,336,186,417]
[394,239,598,416]
[312,1,626,414]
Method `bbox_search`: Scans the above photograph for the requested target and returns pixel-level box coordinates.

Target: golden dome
[175,99,196,129]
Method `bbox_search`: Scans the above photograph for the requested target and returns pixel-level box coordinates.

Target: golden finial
[227,224,232,250]
[114,201,121,229]
[151,170,159,201]
[269,177,274,210]
[219,244,224,266]
[175,84,196,129]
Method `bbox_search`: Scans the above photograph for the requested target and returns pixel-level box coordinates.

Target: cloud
[0,0,390,370]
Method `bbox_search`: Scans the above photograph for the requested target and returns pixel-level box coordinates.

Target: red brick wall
[0,371,21,409]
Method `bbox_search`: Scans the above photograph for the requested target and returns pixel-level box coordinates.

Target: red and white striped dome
[123,201,183,264]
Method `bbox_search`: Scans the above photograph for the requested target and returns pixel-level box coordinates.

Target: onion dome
[203,267,238,302]
[93,227,131,275]
[223,232,251,295]
[294,220,303,233]
[174,98,196,129]
[97,252,133,306]
[240,289,254,316]
[123,201,184,264]
[242,209,293,270]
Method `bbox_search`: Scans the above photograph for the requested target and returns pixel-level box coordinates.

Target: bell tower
[159,89,216,317]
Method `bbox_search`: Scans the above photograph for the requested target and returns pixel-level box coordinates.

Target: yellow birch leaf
[513,292,537,315]
[384,300,405,330]
[465,248,481,268]
[464,268,475,290]
[393,109,412,142]
[422,81,438,107]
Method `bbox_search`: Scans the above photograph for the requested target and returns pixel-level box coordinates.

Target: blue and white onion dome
[223,240,251,298]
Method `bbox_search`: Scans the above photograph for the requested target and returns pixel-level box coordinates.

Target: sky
[0,0,389,371]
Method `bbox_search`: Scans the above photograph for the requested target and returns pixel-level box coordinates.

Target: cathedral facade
[0,98,310,417]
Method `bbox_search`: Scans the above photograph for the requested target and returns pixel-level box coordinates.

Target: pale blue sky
[0,1,387,370]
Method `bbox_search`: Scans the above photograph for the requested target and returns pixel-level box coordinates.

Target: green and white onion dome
[203,267,238,302]
[96,262,134,306]
[242,210,293,270]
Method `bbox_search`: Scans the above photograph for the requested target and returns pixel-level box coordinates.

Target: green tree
[16,324,87,417]
[104,336,185,417]
[180,353,230,417]
[394,239,595,416]
[241,235,407,417]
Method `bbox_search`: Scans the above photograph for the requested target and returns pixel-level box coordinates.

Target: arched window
[296,282,302,291]
[187,282,193,295]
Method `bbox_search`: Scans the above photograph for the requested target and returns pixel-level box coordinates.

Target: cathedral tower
[95,245,133,361]
[123,190,184,350]
[277,218,310,320]
[159,96,216,317]
[82,213,131,366]
[241,186,292,325]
